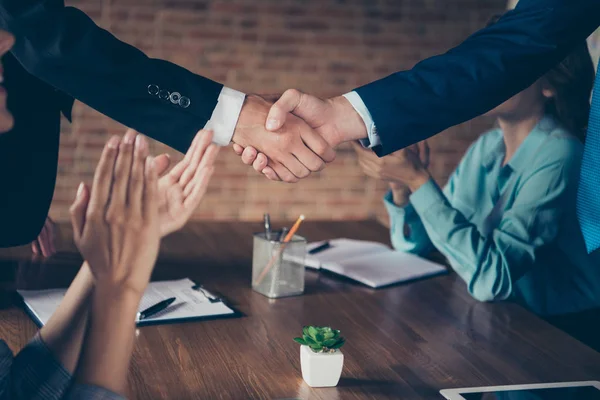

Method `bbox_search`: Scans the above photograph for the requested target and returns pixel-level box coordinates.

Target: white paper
[306,239,446,288]
[305,238,390,269]
[18,278,234,326]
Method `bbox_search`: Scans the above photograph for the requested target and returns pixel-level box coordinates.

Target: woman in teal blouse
[354,39,599,317]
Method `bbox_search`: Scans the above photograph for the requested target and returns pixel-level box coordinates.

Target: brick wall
[50,0,506,225]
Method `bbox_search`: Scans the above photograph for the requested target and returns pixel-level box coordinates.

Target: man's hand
[232,94,336,183]
[352,140,431,192]
[233,90,367,181]
[32,216,56,257]
[154,130,218,237]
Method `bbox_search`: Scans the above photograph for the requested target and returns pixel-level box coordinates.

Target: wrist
[406,171,431,193]
[329,96,368,145]
[93,283,144,306]
[389,183,411,206]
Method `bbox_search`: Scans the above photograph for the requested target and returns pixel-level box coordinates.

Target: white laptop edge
[440,380,600,399]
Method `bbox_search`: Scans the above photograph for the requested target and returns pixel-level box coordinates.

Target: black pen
[309,241,331,254]
[137,297,176,321]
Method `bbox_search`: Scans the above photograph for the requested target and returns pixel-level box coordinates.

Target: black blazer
[354,0,600,156]
[0,0,224,154]
[0,0,228,247]
[0,53,72,247]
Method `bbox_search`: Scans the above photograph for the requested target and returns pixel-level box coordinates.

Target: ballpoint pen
[308,241,331,254]
[264,213,272,240]
[137,297,176,321]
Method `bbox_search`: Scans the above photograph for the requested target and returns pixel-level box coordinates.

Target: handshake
[230,90,368,183]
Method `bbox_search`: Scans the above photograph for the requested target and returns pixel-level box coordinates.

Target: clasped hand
[232,91,367,183]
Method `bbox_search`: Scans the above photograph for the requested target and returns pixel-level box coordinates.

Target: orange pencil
[254,215,305,286]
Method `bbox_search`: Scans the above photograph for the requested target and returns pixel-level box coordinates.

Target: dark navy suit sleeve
[355,0,600,156]
[0,0,223,153]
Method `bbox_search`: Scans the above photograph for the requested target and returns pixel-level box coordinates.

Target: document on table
[18,278,236,327]
[305,238,447,288]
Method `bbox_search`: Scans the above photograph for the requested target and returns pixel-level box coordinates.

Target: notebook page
[138,279,234,322]
[305,238,390,269]
[322,251,447,288]
[18,278,234,327]
[16,288,64,326]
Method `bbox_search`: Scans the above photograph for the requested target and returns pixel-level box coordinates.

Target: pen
[264,213,272,240]
[137,297,176,321]
[308,241,331,254]
[279,227,288,242]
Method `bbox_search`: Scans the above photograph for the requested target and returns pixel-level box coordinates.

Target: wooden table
[1,221,599,400]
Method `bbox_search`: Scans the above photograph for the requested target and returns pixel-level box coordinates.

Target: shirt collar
[482,115,559,173]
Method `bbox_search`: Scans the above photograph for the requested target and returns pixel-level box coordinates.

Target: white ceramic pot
[300,345,344,387]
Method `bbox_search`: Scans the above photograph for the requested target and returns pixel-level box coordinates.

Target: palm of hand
[153,131,219,238]
[156,172,190,237]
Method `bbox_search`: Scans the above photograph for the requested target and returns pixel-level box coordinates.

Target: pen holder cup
[252,232,307,299]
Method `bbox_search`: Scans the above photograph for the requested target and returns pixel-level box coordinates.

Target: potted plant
[294,326,345,387]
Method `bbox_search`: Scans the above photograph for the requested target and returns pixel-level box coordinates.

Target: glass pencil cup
[252,232,306,299]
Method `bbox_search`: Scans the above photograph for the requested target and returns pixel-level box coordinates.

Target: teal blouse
[385,116,600,316]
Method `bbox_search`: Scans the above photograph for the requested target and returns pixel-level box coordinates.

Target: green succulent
[293,326,345,353]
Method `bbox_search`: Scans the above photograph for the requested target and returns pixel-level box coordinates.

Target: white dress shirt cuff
[204,87,246,146]
[343,91,381,148]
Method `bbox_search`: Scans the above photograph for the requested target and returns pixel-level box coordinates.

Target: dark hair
[488,14,595,142]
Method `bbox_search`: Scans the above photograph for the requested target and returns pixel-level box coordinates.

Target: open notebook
[305,238,447,288]
[18,278,237,327]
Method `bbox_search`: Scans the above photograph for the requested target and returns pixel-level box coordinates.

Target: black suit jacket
[0,53,72,246]
[0,0,227,247]
[0,0,224,154]
[355,0,600,156]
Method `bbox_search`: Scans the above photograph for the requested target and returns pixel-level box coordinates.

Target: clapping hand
[69,130,160,295]
[154,129,218,237]
[352,140,431,192]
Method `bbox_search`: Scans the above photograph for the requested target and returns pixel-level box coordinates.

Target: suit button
[179,96,191,108]
[169,92,181,104]
[148,84,160,96]
[159,89,170,100]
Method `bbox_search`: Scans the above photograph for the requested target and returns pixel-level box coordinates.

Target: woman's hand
[31,216,56,257]
[156,129,218,237]
[69,129,160,296]
[351,141,431,192]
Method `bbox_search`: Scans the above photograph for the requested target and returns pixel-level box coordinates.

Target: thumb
[69,182,90,243]
[265,89,305,131]
[153,153,171,177]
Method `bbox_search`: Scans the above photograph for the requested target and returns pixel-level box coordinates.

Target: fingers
[0,30,15,58]
[180,130,213,187]
[419,141,430,167]
[291,145,325,173]
[261,166,281,181]
[70,182,90,243]
[183,166,215,210]
[0,31,14,133]
[253,153,269,173]
[153,154,171,176]
[266,89,305,131]
[143,157,159,220]
[38,227,51,257]
[270,161,298,183]
[108,130,137,215]
[183,144,219,197]
[241,147,258,166]
[127,135,149,218]
[88,136,120,217]
[281,153,310,181]
[299,128,336,165]
[232,143,244,156]
[32,241,40,256]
